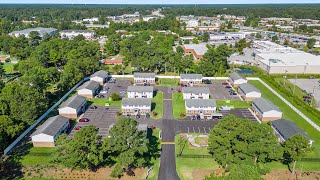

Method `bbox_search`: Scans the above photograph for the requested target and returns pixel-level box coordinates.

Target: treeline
[0,4,153,22]
[0,35,101,152]
[105,31,231,76]
[162,4,320,19]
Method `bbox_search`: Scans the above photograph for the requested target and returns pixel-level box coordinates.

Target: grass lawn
[250,80,320,158]
[3,63,15,74]
[157,78,179,86]
[20,147,55,165]
[151,91,163,119]
[147,128,161,180]
[216,100,251,109]
[175,134,218,180]
[88,98,121,107]
[172,92,186,119]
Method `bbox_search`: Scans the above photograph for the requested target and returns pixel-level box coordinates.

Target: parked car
[304,99,311,103]
[89,106,97,109]
[222,82,229,85]
[79,118,90,122]
[219,106,232,111]
[225,85,232,89]
[309,76,315,79]
[303,96,311,99]
[203,79,212,84]
[96,94,105,98]
[74,126,81,130]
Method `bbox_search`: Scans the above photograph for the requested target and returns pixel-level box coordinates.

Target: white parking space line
[198,127,200,133]
[203,127,206,133]
[192,127,195,133]
[187,127,190,134]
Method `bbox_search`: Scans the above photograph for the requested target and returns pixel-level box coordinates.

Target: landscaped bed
[172,92,186,119]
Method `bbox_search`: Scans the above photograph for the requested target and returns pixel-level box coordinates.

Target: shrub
[111,93,121,101]
[116,111,122,116]
[180,112,186,118]
[152,111,158,117]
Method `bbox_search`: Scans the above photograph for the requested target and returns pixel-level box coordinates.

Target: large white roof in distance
[257,53,320,66]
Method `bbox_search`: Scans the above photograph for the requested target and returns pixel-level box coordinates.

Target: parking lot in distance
[205,80,240,100]
[101,80,131,98]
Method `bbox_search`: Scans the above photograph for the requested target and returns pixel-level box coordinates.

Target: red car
[74,126,81,130]
[222,82,229,85]
[79,118,90,122]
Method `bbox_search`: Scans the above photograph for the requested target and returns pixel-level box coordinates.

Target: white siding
[127,91,153,98]
[32,133,54,143]
[183,92,210,99]
[59,107,77,115]
[263,110,283,118]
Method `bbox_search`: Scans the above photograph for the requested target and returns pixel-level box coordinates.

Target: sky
[1,0,320,4]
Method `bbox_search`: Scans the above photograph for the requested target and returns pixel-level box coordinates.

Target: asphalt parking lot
[205,81,240,100]
[175,120,218,134]
[68,106,119,138]
[102,80,131,98]
[222,108,257,122]
[288,78,320,110]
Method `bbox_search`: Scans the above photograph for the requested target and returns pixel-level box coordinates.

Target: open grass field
[88,98,121,107]
[175,134,218,180]
[3,63,15,73]
[20,147,55,165]
[151,91,163,119]
[250,80,320,158]
[172,92,186,119]
[216,100,251,109]
[157,78,179,86]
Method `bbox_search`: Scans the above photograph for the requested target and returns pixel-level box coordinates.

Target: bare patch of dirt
[192,168,225,180]
[22,165,146,180]
[264,170,320,180]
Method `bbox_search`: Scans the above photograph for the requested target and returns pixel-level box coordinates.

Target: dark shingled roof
[253,98,281,113]
[31,115,69,136]
[91,70,108,78]
[122,98,152,107]
[185,99,216,108]
[127,86,153,93]
[59,95,86,109]
[229,72,246,81]
[272,119,313,141]
[77,81,100,91]
[134,73,155,78]
[182,87,210,94]
[238,83,260,94]
[180,74,203,80]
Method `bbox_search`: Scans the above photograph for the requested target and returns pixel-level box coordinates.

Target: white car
[219,106,232,111]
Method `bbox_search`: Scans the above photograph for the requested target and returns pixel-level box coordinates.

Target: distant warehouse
[183,44,208,60]
[254,41,320,74]
[9,27,57,38]
[59,30,96,40]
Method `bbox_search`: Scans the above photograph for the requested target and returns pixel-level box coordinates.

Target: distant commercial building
[31,115,70,147]
[134,73,156,85]
[183,44,208,60]
[252,98,282,122]
[121,98,152,116]
[82,17,99,23]
[9,27,57,38]
[182,87,210,99]
[254,41,320,74]
[180,74,203,86]
[60,30,96,40]
[127,86,153,98]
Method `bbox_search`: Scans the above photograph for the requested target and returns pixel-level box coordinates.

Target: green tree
[208,115,282,168]
[184,39,190,44]
[307,38,316,49]
[256,33,262,39]
[192,38,199,44]
[271,35,279,42]
[53,125,102,170]
[176,46,184,55]
[28,31,41,47]
[111,93,121,101]
[203,32,209,42]
[282,134,312,175]
[0,115,23,151]
[102,118,149,177]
